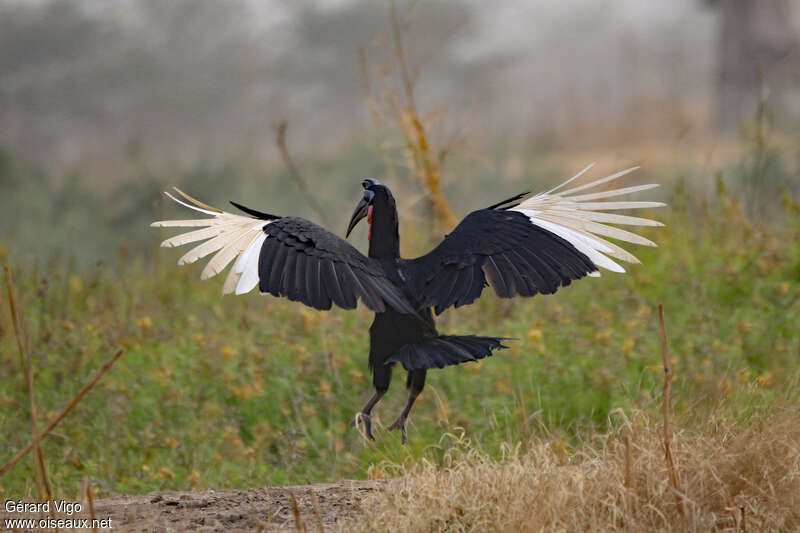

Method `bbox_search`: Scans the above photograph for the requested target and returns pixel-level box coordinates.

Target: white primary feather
[178,228,248,266]
[163,191,221,216]
[554,166,640,196]
[159,222,244,248]
[235,233,266,295]
[151,219,221,228]
[544,210,662,227]
[235,233,265,274]
[152,189,271,294]
[223,267,243,295]
[565,183,659,202]
[530,213,642,263]
[568,200,665,211]
[528,215,626,272]
[541,163,595,196]
[512,166,664,273]
[201,230,257,280]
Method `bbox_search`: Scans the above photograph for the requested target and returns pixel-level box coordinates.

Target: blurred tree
[0,0,273,164]
[0,0,472,168]
[705,0,800,133]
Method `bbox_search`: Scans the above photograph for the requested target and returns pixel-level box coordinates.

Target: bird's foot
[350,412,375,441]
[387,415,408,444]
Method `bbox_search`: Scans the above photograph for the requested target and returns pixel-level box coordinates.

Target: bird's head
[346,178,392,240]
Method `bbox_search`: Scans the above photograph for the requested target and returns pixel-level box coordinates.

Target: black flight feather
[485,191,530,210]
[291,252,307,302]
[280,248,297,299]
[229,200,281,220]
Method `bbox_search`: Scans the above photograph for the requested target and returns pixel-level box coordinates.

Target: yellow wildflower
[136,316,152,333]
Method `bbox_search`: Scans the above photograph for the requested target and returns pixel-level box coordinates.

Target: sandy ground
[3,481,380,532]
[91,480,380,532]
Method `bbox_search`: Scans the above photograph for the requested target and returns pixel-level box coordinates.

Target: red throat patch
[367,206,374,241]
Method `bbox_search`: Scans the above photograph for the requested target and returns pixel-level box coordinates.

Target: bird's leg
[351,364,392,441]
[388,369,426,444]
[350,389,386,440]
[386,389,419,444]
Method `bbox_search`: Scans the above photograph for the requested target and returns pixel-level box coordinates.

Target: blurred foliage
[1,144,799,498]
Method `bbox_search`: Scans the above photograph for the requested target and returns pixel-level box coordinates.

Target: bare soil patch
[92,480,379,532]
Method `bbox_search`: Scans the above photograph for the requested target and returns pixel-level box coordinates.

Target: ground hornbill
[152,164,663,442]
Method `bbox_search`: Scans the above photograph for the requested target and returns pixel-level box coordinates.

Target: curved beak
[346,196,370,238]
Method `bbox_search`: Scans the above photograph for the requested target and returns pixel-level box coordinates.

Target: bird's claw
[351,412,375,441]
[387,416,408,444]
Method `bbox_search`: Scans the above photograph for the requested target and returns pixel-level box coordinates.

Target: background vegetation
[2,135,799,501]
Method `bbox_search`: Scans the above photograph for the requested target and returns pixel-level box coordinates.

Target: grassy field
[1,141,799,526]
[346,389,800,531]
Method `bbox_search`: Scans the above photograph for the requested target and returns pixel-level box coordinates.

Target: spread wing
[401,165,664,314]
[152,188,416,314]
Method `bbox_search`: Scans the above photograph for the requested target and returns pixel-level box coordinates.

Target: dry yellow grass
[341,399,800,532]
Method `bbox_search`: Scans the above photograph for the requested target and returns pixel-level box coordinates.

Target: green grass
[1,154,799,499]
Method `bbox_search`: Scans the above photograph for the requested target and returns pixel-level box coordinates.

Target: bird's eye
[362,178,381,189]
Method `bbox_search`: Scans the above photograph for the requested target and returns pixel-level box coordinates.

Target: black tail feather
[387,335,512,371]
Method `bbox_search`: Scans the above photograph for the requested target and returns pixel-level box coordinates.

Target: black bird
[152,165,663,442]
